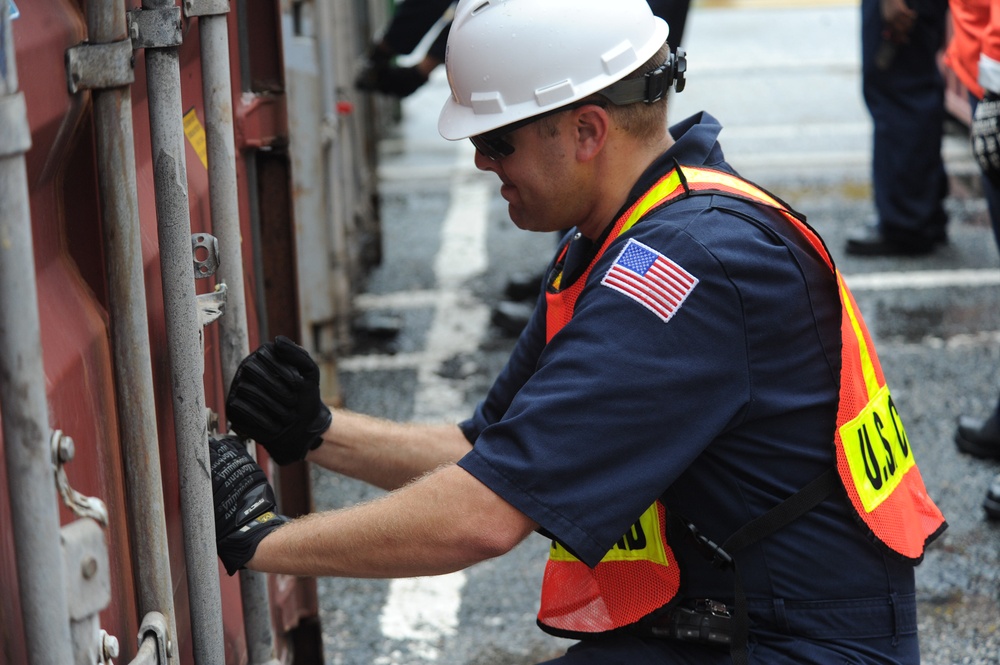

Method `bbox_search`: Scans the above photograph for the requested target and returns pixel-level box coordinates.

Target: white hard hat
[438,0,670,141]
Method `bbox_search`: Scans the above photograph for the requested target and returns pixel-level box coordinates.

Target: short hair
[534,41,671,144]
[593,41,671,142]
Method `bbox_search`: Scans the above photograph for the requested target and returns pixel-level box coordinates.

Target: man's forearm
[306,409,474,490]
[247,464,538,577]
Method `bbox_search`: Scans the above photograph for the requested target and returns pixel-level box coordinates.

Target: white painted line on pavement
[353,290,441,310]
[377,573,468,664]
[435,175,489,284]
[376,146,490,663]
[340,269,999,373]
[349,270,1000,311]
[843,269,1000,291]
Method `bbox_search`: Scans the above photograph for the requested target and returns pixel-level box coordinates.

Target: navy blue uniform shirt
[457,113,917,651]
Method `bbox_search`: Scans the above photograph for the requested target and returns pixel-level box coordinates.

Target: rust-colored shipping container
[0,0,387,662]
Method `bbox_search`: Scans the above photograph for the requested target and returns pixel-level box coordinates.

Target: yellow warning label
[840,385,916,513]
[549,503,670,565]
[183,107,209,170]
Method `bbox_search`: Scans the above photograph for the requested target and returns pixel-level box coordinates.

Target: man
[212,0,946,662]
[944,0,1000,518]
[846,0,950,256]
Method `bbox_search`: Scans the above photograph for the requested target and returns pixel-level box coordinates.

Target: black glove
[210,436,289,575]
[225,336,332,465]
[972,93,1000,189]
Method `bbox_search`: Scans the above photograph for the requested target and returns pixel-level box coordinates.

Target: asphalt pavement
[313,2,1000,663]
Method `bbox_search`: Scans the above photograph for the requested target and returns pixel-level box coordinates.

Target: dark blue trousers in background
[861,0,949,248]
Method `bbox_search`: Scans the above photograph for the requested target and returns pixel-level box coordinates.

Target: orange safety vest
[943,0,1000,101]
[537,165,947,638]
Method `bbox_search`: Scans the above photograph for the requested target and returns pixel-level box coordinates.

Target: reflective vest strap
[545,243,572,342]
[545,169,687,341]
[548,164,820,336]
[677,166,835,272]
[837,272,884,399]
[618,168,686,236]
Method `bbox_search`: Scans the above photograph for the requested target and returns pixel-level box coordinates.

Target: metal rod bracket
[61,518,111,621]
[65,40,135,94]
[192,232,220,278]
[127,6,183,50]
[0,92,31,158]
[183,0,230,18]
[51,430,109,526]
[197,283,228,327]
[135,611,171,664]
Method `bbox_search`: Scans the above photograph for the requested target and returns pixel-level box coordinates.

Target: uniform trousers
[861,0,949,246]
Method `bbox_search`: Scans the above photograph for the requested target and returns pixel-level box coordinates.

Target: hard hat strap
[599,47,688,105]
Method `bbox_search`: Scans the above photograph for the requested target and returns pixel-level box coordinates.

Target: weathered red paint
[1,0,319,662]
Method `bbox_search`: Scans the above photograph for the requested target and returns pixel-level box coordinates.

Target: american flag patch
[600,239,698,323]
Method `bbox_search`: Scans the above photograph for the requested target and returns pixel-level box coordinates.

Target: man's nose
[473,147,499,173]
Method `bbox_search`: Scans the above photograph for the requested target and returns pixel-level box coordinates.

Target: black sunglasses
[469,101,597,161]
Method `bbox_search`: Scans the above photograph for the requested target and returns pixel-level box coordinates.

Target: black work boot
[954,413,1000,459]
[984,473,1000,520]
[356,63,428,98]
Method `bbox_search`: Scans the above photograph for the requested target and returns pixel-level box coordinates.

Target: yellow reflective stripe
[620,170,684,236]
[839,385,916,512]
[616,166,782,242]
[681,167,783,207]
[548,503,670,565]
[838,272,880,399]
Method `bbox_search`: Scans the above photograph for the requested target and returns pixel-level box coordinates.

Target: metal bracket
[206,406,220,437]
[127,6,183,50]
[62,518,116,665]
[51,430,109,526]
[192,233,220,278]
[65,39,134,94]
[133,612,171,664]
[0,92,31,158]
[98,630,119,664]
[61,519,111,621]
[197,283,228,327]
[183,0,230,18]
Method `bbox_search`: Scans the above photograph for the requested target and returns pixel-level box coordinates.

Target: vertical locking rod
[192,2,281,661]
[0,1,75,662]
[84,0,178,659]
[137,0,226,661]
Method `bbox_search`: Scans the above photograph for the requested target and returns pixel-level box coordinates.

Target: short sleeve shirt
[458,112,916,604]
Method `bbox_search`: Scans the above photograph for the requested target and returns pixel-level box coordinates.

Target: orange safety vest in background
[943,0,1000,101]
[537,165,946,637]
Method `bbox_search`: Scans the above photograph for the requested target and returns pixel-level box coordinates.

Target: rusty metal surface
[1,0,333,661]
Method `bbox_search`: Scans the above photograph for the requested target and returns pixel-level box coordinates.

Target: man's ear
[573,105,610,161]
